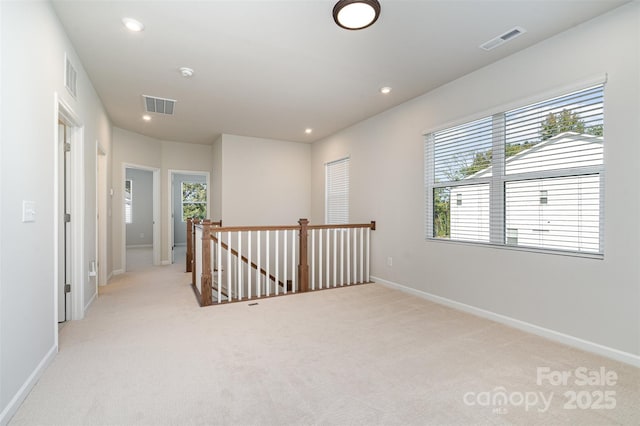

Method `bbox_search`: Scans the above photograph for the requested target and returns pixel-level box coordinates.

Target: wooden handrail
[210,233,288,289]
[193,218,376,306]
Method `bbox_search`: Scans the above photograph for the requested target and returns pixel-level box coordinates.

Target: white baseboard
[0,344,57,425]
[84,290,97,312]
[126,244,152,248]
[112,269,124,276]
[371,275,640,368]
[161,260,171,266]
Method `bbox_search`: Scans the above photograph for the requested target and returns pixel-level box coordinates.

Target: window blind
[425,84,604,256]
[326,157,350,224]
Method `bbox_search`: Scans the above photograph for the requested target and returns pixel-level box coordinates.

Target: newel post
[200,219,212,306]
[186,218,193,273]
[298,218,309,293]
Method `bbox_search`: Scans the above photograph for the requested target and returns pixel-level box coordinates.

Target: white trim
[372,275,640,368]
[126,244,153,249]
[112,269,124,276]
[161,260,172,266]
[84,289,97,312]
[0,345,57,425]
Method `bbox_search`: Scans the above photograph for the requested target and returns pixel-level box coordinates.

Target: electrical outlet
[387,257,393,267]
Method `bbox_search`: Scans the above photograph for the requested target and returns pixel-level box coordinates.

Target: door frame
[54,93,85,336]
[167,170,210,264]
[97,142,107,286]
[121,163,161,271]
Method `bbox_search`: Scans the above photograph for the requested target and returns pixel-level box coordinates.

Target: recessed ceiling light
[122,17,145,32]
[142,114,151,121]
[305,128,313,134]
[380,86,392,94]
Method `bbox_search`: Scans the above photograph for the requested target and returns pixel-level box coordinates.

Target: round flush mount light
[380,86,392,94]
[179,67,194,78]
[142,114,151,121]
[305,128,313,135]
[122,17,145,32]
[333,0,381,30]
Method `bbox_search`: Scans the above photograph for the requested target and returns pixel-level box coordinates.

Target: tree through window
[181,182,207,221]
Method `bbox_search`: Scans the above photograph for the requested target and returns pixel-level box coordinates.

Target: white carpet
[10,261,640,425]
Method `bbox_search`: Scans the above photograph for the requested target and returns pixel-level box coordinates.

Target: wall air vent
[142,95,176,115]
[480,26,526,51]
[65,54,77,98]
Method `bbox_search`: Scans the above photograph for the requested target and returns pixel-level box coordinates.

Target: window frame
[424,81,605,259]
[124,179,133,224]
[181,181,207,222]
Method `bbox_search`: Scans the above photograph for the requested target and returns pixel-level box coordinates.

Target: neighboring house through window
[425,83,604,256]
[326,157,350,224]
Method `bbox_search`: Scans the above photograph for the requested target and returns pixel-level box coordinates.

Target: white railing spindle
[283,230,288,294]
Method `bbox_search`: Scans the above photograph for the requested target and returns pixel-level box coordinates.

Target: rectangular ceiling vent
[480,26,526,51]
[65,54,77,98]
[143,95,176,115]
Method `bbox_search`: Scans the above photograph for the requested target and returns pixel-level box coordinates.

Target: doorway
[168,170,210,265]
[121,164,161,272]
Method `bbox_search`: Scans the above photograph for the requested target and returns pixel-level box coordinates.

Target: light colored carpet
[10,261,640,425]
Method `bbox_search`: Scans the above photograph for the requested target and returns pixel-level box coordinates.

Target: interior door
[58,121,71,322]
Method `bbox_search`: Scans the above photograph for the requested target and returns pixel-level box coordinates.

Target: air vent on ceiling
[65,54,77,98]
[142,95,176,115]
[480,26,526,51]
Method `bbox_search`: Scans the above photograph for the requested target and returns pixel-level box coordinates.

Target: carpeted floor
[10,261,640,425]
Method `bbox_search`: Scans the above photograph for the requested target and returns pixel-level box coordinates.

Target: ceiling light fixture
[333,0,381,30]
[305,128,313,135]
[179,67,194,78]
[380,86,392,94]
[122,17,145,32]
[142,114,151,121]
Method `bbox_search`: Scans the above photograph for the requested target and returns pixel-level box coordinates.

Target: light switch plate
[22,201,36,222]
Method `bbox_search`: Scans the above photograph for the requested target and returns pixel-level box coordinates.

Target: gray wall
[125,168,153,247]
[311,3,640,359]
[173,173,207,245]
[0,1,112,421]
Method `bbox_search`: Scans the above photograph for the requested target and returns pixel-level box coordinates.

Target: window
[425,84,604,256]
[124,179,132,224]
[181,182,207,221]
[326,157,349,224]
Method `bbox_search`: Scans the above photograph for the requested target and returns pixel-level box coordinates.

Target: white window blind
[425,84,604,256]
[326,157,349,224]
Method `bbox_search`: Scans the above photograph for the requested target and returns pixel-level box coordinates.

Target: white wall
[111,128,213,270]
[125,168,153,246]
[311,3,640,360]
[0,1,111,422]
[220,134,311,226]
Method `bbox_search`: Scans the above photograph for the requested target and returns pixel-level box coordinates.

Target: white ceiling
[52,0,628,145]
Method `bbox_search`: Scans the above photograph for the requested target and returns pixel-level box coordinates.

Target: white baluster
[340,228,344,286]
[247,231,252,299]
[237,232,243,300]
[217,232,222,303]
[257,231,261,297]
[283,230,288,294]
[275,230,279,296]
[227,231,232,300]
[346,228,351,285]
[325,229,330,288]
[365,226,370,283]
[333,228,337,287]
[266,231,270,296]
[359,227,364,283]
[311,229,315,291]
[291,228,296,293]
[318,229,323,289]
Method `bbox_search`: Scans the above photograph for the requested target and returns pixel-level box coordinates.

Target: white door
[58,121,72,322]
